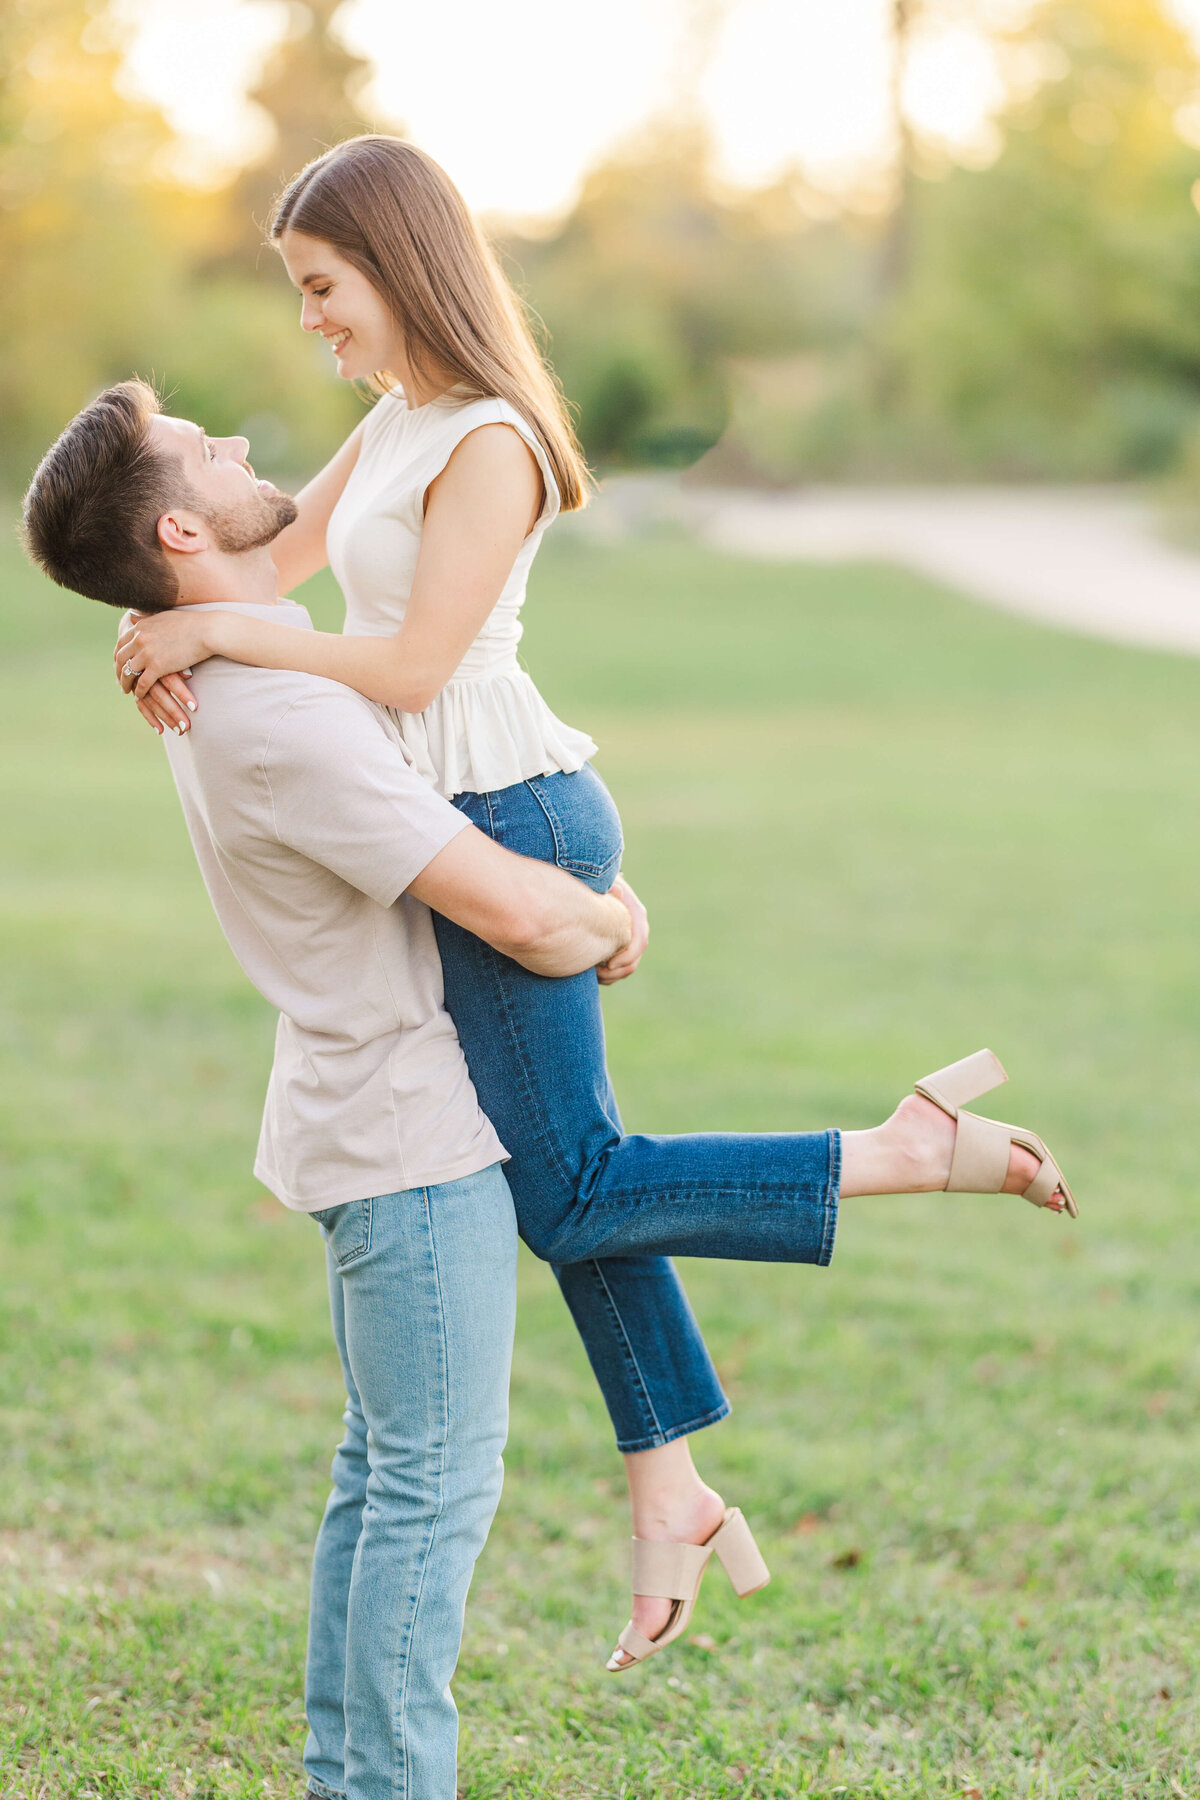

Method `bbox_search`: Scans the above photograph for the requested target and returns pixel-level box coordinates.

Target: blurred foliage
[508,0,1200,481]
[501,126,875,471]
[874,0,1200,479]
[0,0,361,491]
[216,0,375,272]
[6,0,1200,490]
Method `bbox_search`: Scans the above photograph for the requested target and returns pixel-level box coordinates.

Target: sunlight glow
[117,0,1200,216]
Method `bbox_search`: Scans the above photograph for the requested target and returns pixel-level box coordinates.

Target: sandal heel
[606,1505,769,1670]
[711,1508,770,1597]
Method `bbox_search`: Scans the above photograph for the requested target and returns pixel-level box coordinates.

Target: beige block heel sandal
[914,1048,1078,1218]
[605,1506,770,1672]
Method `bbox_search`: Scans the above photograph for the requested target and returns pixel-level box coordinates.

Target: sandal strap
[1022,1147,1062,1209]
[916,1048,1007,1117]
[946,1109,1012,1193]
[616,1621,658,1662]
[630,1536,713,1600]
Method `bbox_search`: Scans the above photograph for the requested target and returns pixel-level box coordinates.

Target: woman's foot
[612,1443,728,1670]
[840,1092,1068,1210]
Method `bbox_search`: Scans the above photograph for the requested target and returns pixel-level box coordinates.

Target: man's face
[148,415,298,552]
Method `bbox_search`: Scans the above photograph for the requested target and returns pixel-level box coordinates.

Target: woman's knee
[515,1199,597,1264]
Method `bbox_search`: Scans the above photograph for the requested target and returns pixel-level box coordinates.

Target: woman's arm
[120,424,543,716]
[268,414,369,593]
[115,416,370,732]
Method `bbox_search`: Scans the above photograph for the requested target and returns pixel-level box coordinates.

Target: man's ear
[157,510,207,555]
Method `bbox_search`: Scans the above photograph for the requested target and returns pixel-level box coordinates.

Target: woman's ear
[157,510,205,554]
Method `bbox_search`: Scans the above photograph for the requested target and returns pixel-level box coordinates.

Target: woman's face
[278,230,409,387]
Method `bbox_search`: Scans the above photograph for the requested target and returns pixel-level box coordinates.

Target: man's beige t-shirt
[162,599,507,1211]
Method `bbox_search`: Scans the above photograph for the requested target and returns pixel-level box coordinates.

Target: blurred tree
[0,0,363,494]
[217,0,375,271]
[884,0,1200,476]
[505,124,864,468]
[712,0,1200,481]
[10,0,1200,495]
[0,0,185,481]
[880,0,919,297]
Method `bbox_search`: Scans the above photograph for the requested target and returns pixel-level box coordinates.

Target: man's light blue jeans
[302,1165,516,1800]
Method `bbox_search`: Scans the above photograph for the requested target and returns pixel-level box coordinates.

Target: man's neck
[174,546,281,608]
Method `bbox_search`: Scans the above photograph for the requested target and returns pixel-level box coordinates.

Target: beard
[200,484,299,554]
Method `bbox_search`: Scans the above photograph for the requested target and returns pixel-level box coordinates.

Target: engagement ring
[122,660,140,682]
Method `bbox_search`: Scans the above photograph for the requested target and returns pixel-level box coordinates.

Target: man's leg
[303,1242,368,1800]
[302,1166,517,1800]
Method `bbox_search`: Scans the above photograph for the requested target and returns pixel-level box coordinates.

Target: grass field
[2,514,1200,1799]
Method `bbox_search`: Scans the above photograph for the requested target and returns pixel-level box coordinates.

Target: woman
[115,137,1076,1694]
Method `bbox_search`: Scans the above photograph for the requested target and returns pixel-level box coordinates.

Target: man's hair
[21,380,188,613]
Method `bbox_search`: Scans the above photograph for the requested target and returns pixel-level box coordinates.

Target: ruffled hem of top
[386,668,598,799]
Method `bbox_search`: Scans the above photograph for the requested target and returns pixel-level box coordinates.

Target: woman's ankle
[629,1479,725,1542]
[839,1095,955,1198]
[622,1441,724,1539]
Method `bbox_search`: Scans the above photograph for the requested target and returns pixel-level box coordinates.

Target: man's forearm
[505,878,631,978]
[409,826,631,977]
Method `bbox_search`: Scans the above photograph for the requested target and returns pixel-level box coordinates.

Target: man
[23,382,1068,1797]
[22,382,638,1800]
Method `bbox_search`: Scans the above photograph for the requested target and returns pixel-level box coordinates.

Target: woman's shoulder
[437,396,560,516]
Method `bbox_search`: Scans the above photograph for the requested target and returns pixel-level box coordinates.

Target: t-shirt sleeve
[261,687,469,906]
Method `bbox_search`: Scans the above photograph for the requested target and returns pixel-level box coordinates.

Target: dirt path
[589,480,1200,657]
[695,484,1200,656]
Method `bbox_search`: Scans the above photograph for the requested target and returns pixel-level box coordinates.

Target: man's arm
[408,824,631,978]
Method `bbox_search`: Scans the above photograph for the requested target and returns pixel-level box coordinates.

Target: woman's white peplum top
[326,387,596,799]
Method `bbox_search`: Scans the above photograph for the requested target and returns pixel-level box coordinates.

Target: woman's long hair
[270,136,589,511]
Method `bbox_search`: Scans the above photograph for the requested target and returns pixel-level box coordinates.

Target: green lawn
[2,516,1199,1799]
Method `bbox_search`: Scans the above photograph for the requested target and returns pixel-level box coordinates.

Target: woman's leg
[436,767,729,1454]
[435,768,1058,1662]
[302,1167,517,1800]
[434,766,829,1661]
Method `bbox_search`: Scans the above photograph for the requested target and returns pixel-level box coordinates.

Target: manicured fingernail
[186,701,196,712]
[173,724,184,736]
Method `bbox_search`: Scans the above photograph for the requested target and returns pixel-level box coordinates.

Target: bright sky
[117,0,1200,219]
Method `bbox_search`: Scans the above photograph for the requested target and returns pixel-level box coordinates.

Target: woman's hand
[114,609,202,732]
[116,609,210,700]
[598,874,649,984]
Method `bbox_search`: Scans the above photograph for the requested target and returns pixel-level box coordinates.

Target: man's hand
[598,874,648,985]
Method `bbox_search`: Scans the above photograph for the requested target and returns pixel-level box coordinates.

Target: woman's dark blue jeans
[433,763,840,1454]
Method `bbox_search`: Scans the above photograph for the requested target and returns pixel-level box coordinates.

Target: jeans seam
[580,1182,812,1203]
[525,775,616,879]
[476,930,578,1191]
[449,796,574,1185]
[523,777,569,866]
[390,1188,449,1800]
[591,1260,663,1443]
[335,1196,373,1268]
